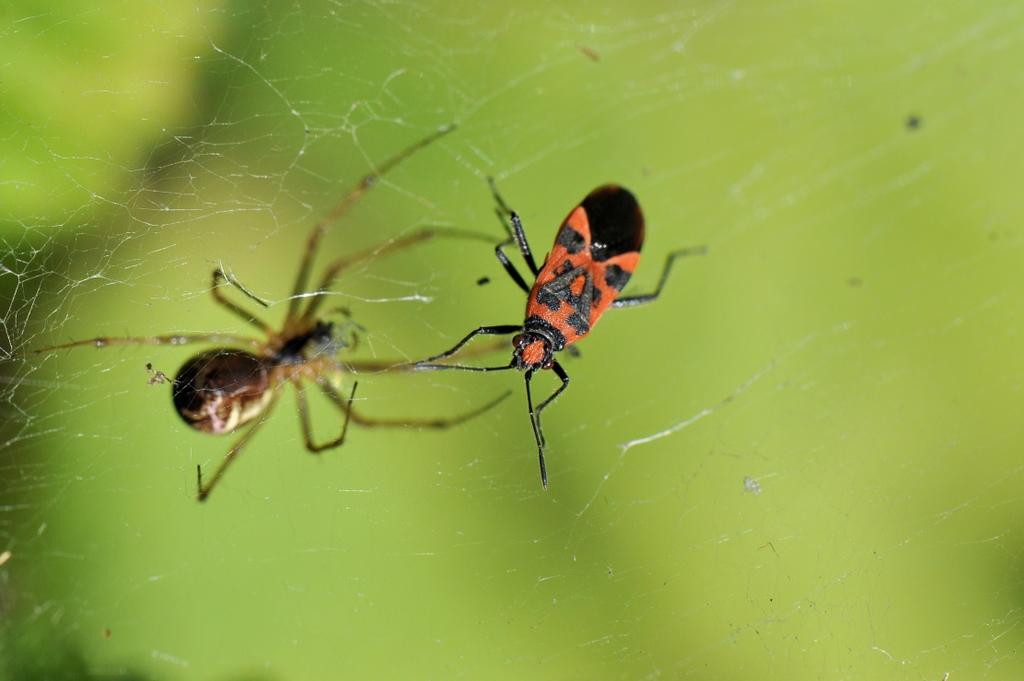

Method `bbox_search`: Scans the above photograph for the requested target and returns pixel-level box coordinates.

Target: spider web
[3,1,1024,679]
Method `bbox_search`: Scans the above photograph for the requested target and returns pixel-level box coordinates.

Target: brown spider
[36,124,509,501]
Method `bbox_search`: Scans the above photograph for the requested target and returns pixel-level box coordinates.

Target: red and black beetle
[413,182,705,487]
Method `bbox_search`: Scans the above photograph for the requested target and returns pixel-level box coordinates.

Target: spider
[37,124,510,502]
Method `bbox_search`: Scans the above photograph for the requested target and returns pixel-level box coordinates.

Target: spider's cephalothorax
[36,124,512,502]
[275,320,336,364]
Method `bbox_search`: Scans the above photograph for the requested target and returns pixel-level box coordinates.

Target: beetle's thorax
[511,316,566,371]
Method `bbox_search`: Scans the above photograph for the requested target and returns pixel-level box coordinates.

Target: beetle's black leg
[612,246,707,308]
[525,361,571,489]
[488,177,540,276]
[411,324,521,371]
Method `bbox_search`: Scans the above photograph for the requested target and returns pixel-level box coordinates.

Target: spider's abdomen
[172,350,273,435]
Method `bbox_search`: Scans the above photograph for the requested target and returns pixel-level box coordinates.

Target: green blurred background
[3,1,1024,679]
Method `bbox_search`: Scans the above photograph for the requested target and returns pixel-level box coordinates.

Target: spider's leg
[286,124,458,326]
[611,246,707,308]
[317,379,511,429]
[196,389,282,502]
[215,265,272,308]
[293,378,357,452]
[488,177,539,276]
[34,332,264,354]
[211,268,277,337]
[298,225,496,327]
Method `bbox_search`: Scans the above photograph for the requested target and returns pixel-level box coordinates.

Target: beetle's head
[512,331,555,371]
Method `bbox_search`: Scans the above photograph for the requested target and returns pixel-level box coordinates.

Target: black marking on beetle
[523,315,567,351]
[536,265,588,313]
[604,264,631,291]
[590,284,603,307]
[564,270,595,335]
[557,226,586,254]
[536,285,563,312]
[566,310,590,335]
[582,186,644,262]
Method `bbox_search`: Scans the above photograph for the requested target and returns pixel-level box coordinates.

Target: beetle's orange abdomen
[524,185,644,349]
